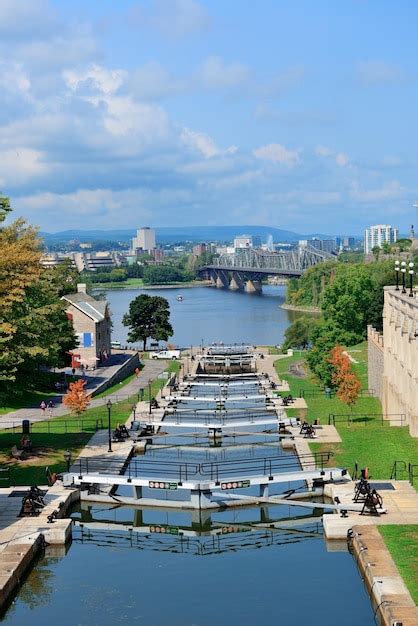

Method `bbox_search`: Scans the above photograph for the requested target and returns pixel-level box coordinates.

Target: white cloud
[0,148,49,186]
[198,56,251,90]
[335,152,349,167]
[181,127,219,158]
[253,143,300,167]
[64,64,127,95]
[129,0,210,39]
[349,180,404,202]
[315,145,349,167]
[357,60,405,86]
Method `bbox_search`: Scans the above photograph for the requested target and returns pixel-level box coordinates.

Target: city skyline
[1,1,418,233]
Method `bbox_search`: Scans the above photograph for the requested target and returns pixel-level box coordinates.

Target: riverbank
[90,279,211,290]
[280,303,321,313]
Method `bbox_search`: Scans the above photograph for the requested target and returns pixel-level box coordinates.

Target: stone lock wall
[367,325,384,405]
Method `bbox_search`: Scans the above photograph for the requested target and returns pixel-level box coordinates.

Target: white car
[149,350,180,360]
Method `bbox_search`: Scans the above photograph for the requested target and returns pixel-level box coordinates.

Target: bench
[11,445,26,460]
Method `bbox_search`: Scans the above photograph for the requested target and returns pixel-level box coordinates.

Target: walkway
[0,360,168,427]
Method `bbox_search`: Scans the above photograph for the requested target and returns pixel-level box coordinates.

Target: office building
[364,225,398,254]
[131,227,156,254]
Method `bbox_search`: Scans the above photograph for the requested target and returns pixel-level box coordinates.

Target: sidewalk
[0,360,168,427]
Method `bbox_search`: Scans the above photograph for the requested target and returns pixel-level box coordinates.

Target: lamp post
[106,399,112,452]
[409,262,415,297]
[394,260,400,290]
[148,379,152,415]
[401,261,407,293]
[132,404,136,422]
[64,449,72,472]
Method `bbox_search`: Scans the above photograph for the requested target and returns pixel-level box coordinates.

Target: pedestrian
[48,400,54,416]
[40,400,46,414]
[135,367,140,378]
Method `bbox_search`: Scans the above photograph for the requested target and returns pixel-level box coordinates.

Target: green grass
[89,278,145,289]
[378,525,418,604]
[0,432,91,486]
[93,373,137,399]
[275,342,418,481]
[0,389,57,414]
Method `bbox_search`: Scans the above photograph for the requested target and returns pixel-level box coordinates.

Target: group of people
[39,400,54,416]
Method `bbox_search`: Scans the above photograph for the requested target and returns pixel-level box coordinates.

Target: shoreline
[91,280,211,291]
[280,303,321,313]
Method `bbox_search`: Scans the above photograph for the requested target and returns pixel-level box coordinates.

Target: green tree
[372,246,381,261]
[306,319,341,387]
[0,198,76,391]
[122,294,173,350]
[143,265,186,285]
[282,316,319,350]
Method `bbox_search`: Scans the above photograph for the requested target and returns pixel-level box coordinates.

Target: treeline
[283,259,395,387]
[0,197,76,395]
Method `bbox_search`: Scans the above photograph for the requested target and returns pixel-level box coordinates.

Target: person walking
[40,400,46,414]
[47,400,54,417]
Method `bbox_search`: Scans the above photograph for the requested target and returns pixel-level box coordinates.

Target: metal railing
[300,388,375,399]
[199,451,334,482]
[74,457,200,482]
[0,418,104,434]
[328,413,406,426]
[390,460,418,486]
[0,468,10,487]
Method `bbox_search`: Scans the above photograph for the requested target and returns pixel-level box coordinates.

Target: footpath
[0,360,167,427]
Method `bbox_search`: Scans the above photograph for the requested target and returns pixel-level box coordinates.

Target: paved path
[0,360,168,427]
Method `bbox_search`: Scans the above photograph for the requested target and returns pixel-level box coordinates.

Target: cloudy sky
[2,0,418,235]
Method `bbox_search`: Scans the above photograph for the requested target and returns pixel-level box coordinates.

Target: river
[102,285,308,348]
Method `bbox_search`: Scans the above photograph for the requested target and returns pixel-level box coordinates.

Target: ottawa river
[104,284,309,347]
[1,285,375,626]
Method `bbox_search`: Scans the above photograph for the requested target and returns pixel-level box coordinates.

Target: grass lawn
[275,343,418,481]
[0,432,91,486]
[89,278,145,289]
[0,389,57,415]
[93,372,137,399]
[0,361,180,486]
[378,525,418,604]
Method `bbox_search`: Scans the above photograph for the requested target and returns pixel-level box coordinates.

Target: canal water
[2,503,375,626]
[101,285,308,347]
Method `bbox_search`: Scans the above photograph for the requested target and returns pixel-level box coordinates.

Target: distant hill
[41,225,332,244]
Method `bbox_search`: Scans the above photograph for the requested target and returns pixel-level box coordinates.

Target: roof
[62,292,108,323]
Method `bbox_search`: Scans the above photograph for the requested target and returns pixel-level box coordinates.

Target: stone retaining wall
[367,325,384,405]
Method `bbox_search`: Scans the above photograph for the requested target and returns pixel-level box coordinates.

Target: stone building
[62,284,112,368]
[368,286,418,436]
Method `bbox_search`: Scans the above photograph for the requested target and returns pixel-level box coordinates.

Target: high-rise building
[364,225,398,254]
[234,235,253,249]
[131,227,156,253]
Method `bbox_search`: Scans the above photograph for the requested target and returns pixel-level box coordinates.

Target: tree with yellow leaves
[63,379,91,416]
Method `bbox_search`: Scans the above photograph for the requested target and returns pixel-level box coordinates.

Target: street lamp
[409,262,415,297]
[401,261,407,293]
[64,449,72,472]
[132,404,136,422]
[148,379,152,415]
[106,399,113,452]
[394,260,400,290]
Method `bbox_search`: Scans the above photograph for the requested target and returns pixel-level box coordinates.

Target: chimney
[77,283,87,294]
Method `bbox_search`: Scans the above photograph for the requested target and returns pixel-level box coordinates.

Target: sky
[1,0,418,235]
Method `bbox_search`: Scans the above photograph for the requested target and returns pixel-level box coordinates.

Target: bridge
[199,244,334,292]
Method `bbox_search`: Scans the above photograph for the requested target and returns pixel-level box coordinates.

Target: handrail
[408,463,418,486]
[390,460,407,480]
[328,413,406,426]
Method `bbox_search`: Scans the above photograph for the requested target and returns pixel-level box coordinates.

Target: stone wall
[367,325,384,405]
[91,352,141,396]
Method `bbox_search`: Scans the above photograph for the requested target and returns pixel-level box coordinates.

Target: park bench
[11,445,26,460]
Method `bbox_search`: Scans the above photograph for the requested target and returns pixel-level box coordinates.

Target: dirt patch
[289,361,307,378]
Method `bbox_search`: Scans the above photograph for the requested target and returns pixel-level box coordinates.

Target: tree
[328,345,361,408]
[282,316,319,350]
[63,379,91,415]
[372,246,381,260]
[0,198,76,391]
[306,320,340,386]
[123,294,173,350]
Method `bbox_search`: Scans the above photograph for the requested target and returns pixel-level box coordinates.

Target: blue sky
[1,0,418,235]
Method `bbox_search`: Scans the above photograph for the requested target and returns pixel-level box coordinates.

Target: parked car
[149,350,180,360]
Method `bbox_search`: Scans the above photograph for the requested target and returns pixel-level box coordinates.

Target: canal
[102,285,309,347]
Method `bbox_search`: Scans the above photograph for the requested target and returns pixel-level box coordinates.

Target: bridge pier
[229,272,244,291]
[214,270,229,289]
[245,279,262,293]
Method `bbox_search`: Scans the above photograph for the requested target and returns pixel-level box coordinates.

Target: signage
[220,480,251,490]
[150,525,179,535]
[148,481,178,490]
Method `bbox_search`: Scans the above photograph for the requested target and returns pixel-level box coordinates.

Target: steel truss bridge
[198,244,335,292]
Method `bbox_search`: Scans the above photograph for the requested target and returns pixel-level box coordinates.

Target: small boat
[176,295,184,302]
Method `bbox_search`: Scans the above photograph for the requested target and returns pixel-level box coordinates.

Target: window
[83,333,93,348]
